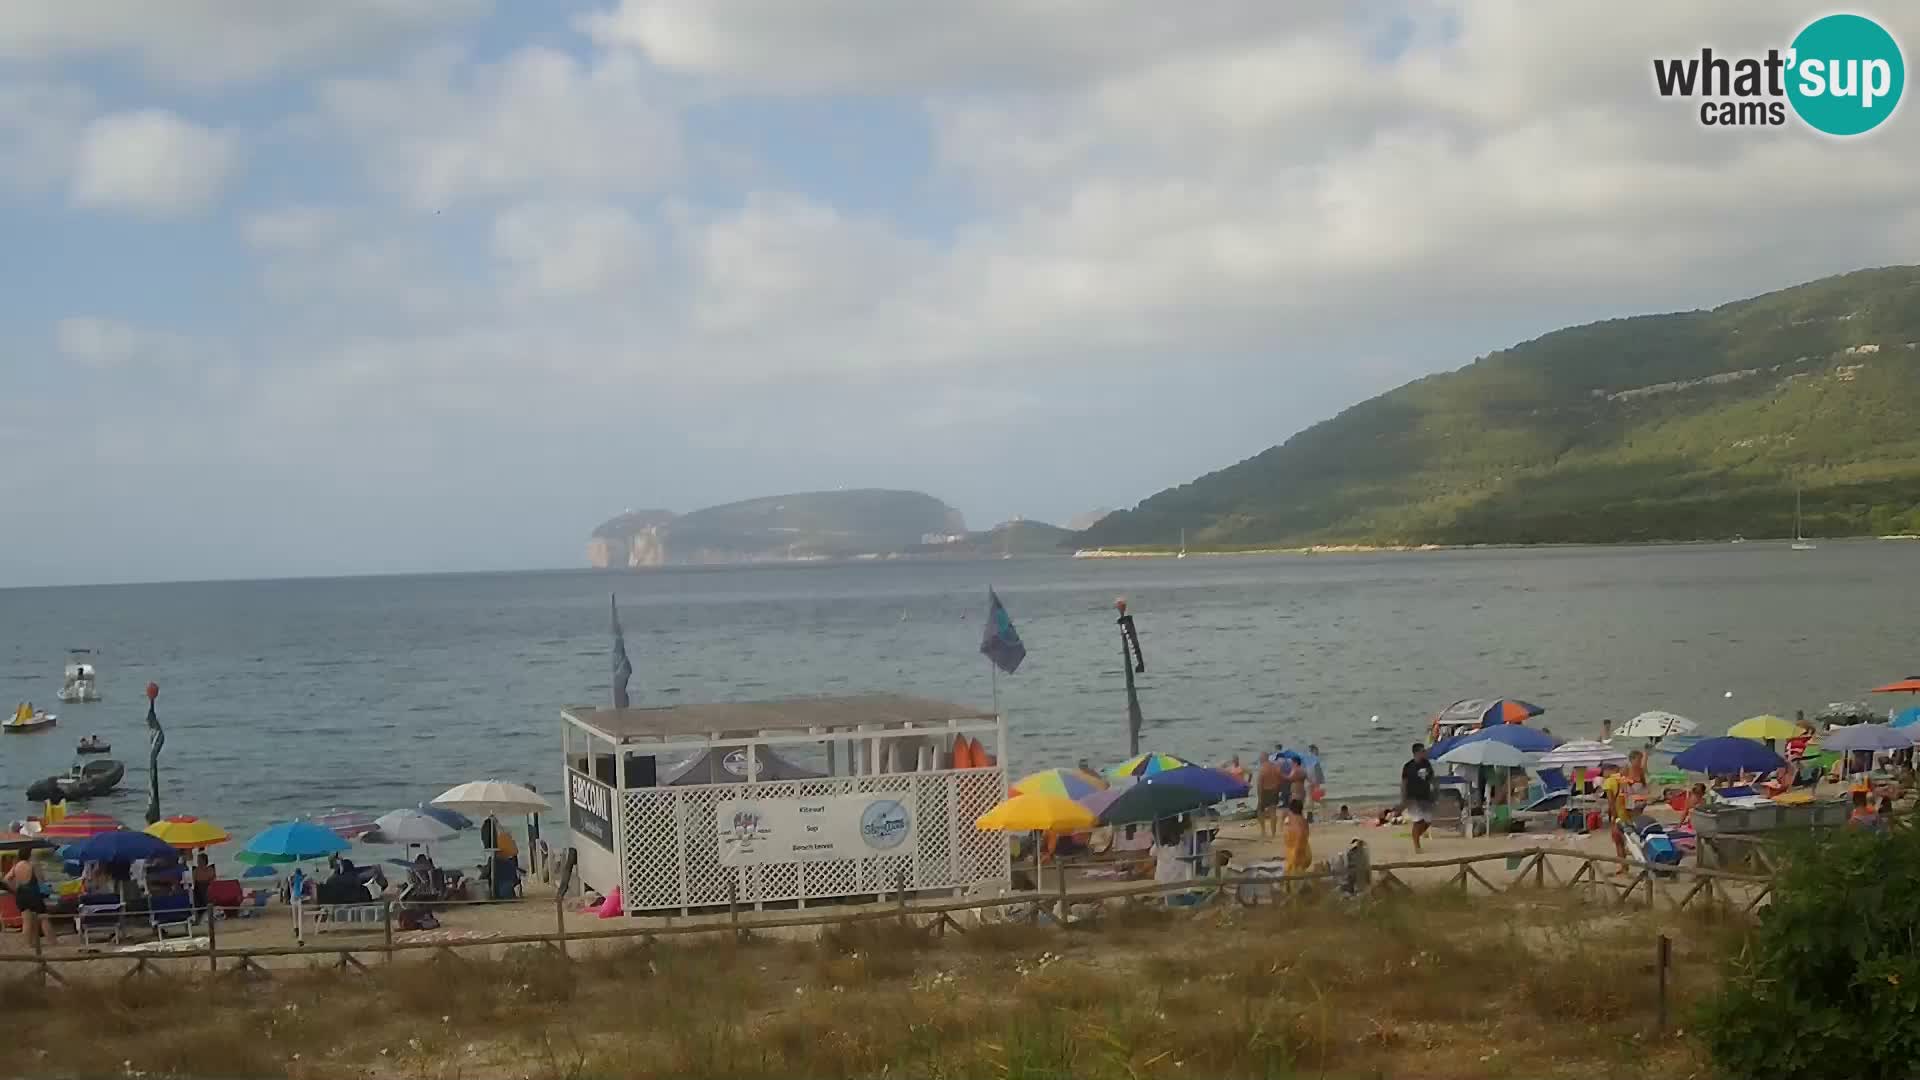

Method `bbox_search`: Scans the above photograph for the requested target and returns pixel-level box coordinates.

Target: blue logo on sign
[859,799,910,850]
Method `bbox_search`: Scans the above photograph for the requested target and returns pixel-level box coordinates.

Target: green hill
[591,489,967,566]
[1077,267,1920,549]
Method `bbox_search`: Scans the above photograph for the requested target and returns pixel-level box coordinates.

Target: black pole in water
[1116,599,1146,757]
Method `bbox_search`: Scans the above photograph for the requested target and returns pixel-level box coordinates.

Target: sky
[3,1,1919,586]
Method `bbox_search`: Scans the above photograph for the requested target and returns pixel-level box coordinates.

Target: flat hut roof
[564,693,996,743]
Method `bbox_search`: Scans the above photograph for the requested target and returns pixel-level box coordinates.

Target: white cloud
[54,316,200,370]
[491,200,652,299]
[0,0,490,86]
[320,45,682,208]
[69,109,240,216]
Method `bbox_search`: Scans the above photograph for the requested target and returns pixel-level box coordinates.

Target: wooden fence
[0,846,1772,984]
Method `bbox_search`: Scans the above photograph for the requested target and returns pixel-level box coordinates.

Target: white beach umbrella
[1436,740,1537,768]
[371,808,460,845]
[1535,739,1631,769]
[430,780,551,817]
[1613,711,1698,740]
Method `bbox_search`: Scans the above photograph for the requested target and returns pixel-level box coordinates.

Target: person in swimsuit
[5,853,46,948]
[1282,798,1313,876]
[1256,755,1285,838]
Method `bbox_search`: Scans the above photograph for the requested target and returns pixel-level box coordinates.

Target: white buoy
[1724,690,1734,698]
[1370,714,1380,725]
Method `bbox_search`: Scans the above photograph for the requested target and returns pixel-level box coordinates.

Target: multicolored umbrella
[1103,753,1195,780]
[37,812,125,842]
[144,815,230,849]
[1435,698,1545,728]
[1010,768,1108,800]
[975,793,1097,833]
[1728,714,1798,741]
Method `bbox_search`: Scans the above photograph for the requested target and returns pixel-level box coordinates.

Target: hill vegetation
[1078,267,1920,549]
[591,489,967,566]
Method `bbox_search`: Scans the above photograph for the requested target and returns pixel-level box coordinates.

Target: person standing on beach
[1401,743,1436,854]
[1283,797,1313,875]
[1256,754,1285,838]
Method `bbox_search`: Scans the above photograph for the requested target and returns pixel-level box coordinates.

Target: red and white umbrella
[37,811,126,842]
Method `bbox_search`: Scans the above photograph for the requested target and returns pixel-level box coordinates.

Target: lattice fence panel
[914,778,954,889]
[954,770,1011,885]
[621,790,684,912]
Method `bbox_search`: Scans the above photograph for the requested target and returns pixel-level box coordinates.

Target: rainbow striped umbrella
[37,812,125,842]
[1104,753,1195,780]
[1011,768,1108,800]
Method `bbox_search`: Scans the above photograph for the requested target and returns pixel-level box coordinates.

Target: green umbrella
[1093,776,1221,826]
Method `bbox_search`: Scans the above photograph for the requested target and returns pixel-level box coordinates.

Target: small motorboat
[4,707,56,733]
[76,736,111,754]
[57,649,100,704]
[25,759,125,802]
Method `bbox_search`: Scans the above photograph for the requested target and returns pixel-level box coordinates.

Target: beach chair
[0,892,21,933]
[207,879,248,919]
[148,892,194,939]
[75,897,124,945]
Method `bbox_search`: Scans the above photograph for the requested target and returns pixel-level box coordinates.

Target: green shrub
[1697,825,1920,1079]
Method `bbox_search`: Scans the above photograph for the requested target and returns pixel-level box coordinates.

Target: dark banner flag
[611,594,633,709]
[980,588,1027,674]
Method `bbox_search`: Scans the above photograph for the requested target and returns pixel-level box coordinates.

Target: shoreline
[1073,534,1919,558]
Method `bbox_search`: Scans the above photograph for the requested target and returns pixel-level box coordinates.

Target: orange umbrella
[1870,676,1920,693]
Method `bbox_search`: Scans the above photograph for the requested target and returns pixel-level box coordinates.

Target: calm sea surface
[2,542,1914,849]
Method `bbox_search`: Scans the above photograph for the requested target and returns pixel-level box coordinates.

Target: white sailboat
[1177,529,1188,559]
[1792,488,1817,550]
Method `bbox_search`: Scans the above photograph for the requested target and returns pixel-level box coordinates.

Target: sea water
[2,541,1912,848]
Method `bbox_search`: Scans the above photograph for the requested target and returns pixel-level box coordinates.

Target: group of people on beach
[1238,744,1323,874]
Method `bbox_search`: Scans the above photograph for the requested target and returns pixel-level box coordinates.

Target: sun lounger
[148,892,194,939]
[75,895,124,945]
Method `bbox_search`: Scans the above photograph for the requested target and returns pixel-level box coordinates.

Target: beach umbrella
[975,793,1097,833]
[237,821,351,866]
[1077,787,1126,818]
[1147,765,1250,800]
[144,816,230,849]
[1436,740,1537,768]
[1613,711,1697,740]
[64,829,177,865]
[369,809,459,845]
[37,812,125,843]
[1817,723,1915,754]
[310,808,378,840]
[241,864,279,880]
[1672,737,1786,777]
[1103,753,1195,780]
[416,803,473,830]
[1891,706,1920,729]
[1728,714,1798,741]
[1430,724,1557,760]
[1870,676,1920,694]
[0,832,57,855]
[1010,768,1108,800]
[1094,774,1229,826]
[1535,740,1630,769]
[430,780,550,817]
[1434,698,1544,728]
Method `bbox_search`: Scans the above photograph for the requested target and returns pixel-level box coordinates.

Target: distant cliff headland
[588,489,1073,568]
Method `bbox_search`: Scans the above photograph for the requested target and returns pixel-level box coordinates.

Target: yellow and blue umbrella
[1104,753,1194,780]
[1011,768,1108,800]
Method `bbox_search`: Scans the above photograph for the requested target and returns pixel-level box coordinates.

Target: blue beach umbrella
[417,803,473,831]
[237,821,351,866]
[1672,737,1786,777]
[1149,765,1251,801]
[1891,706,1920,729]
[63,829,176,865]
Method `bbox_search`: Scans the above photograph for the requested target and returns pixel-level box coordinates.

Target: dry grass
[1,892,1735,1079]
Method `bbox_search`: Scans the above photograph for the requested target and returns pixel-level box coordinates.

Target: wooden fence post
[208,909,219,975]
[384,902,395,964]
[1656,934,1671,1032]
[896,869,909,928]
[729,880,741,941]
